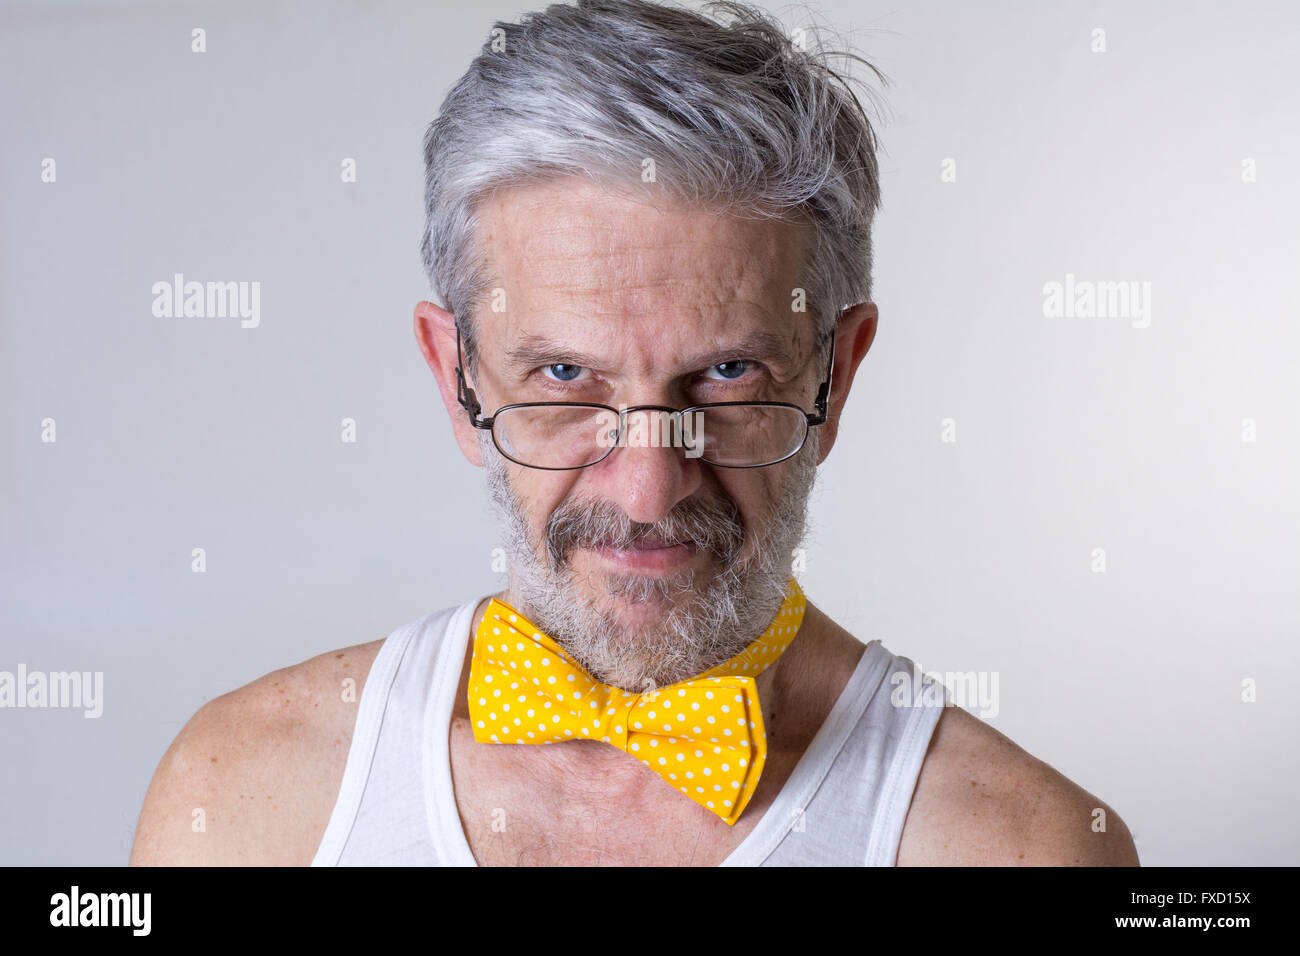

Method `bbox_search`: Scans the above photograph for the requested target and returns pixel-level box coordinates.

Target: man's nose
[595,411,702,525]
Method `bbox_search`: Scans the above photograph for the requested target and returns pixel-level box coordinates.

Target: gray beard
[478,428,820,693]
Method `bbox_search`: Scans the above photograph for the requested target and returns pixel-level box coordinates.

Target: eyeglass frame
[453,319,836,470]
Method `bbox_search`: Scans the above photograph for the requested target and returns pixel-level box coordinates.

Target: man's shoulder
[896,703,1139,866]
[129,638,386,866]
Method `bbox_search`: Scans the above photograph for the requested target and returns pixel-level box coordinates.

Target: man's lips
[590,536,699,571]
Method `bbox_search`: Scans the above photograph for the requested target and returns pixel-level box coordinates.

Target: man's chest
[446,718,794,866]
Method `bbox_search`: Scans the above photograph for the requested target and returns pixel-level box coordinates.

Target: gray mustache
[546,495,745,569]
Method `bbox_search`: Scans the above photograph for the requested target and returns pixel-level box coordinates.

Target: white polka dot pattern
[467,577,808,825]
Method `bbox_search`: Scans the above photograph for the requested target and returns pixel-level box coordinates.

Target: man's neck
[449,589,867,848]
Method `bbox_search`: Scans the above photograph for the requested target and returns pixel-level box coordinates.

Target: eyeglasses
[453,321,835,470]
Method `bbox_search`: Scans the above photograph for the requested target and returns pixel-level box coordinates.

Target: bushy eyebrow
[501,328,800,377]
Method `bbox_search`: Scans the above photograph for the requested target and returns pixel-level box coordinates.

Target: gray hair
[420,0,885,373]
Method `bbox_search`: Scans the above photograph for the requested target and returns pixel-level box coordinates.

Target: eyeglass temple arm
[454,321,492,427]
[808,334,836,426]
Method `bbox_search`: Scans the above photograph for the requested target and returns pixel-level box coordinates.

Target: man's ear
[816,301,878,465]
[414,300,484,467]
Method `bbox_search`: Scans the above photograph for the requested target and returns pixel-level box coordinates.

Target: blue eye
[705,360,752,380]
[543,363,584,382]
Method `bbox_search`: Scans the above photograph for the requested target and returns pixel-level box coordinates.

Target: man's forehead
[474,178,815,357]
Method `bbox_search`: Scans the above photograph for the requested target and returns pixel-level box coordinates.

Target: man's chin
[589,568,696,614]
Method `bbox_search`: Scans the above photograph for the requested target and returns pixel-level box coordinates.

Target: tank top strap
[749,643,947,866]
[311,599,475,866]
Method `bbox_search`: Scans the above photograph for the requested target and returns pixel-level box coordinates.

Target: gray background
[2,0,1296,865]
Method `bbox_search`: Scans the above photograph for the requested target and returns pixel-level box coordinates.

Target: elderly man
[131,0,1138,866]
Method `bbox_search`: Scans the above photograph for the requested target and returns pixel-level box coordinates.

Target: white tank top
[312,594,945,867]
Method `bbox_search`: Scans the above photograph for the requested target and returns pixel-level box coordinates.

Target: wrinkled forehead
[472,178,818,370]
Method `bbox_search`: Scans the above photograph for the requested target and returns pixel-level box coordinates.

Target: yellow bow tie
[467,578,807,825]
